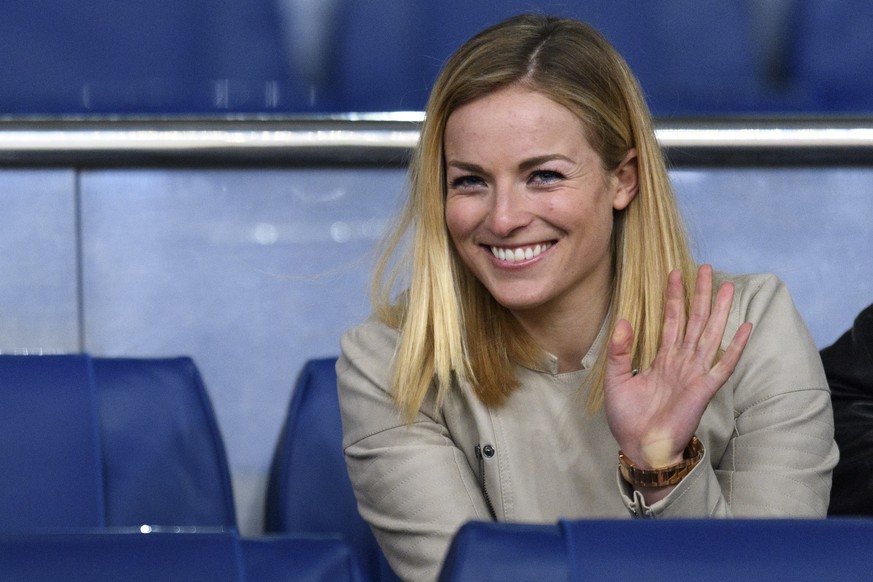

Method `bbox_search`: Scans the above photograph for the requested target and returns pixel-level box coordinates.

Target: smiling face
[444,85,637,323]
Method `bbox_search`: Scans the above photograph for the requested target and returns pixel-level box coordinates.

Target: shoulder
[340,316,400,362]
[715,271,787,308]
[714,271,827,405]
[337,317,407,445]
[714,272,801,337]
[338,316,400,392]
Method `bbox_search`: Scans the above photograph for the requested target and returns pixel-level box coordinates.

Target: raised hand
[604,265,752,482]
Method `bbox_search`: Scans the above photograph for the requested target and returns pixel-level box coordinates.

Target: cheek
[444,198,477,240]
[553,192,615,243]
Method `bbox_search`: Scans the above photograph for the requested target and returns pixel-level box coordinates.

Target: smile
[489,242,553,263]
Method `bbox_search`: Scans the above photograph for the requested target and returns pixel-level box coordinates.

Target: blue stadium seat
[0,0,822,115]
[0,528,364,582]
[241,534,365,582]
[0,529,241,582]
[0,0,292,114]
[792,1,873,113]
[417,1,768,115]
[265,357,399,581]
[339,0,785,115]
[438,522,568,582]
[559,519,873,581]
[0,355,105,529]
[440,518,873,582]
[0,354,236,531]
[92,357,237,527]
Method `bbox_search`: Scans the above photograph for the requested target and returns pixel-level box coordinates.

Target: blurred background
[2,0,872,536]
[1,0,871,117]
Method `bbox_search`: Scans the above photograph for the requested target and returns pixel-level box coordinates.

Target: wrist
[618,435,704,489]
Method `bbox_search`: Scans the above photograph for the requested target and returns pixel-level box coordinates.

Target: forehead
[444,86,593,161]
[447,87,581,132]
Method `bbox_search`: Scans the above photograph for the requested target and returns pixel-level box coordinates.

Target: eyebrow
[445,160,486,174]
[518,154,574,171]
[446,154,574,175]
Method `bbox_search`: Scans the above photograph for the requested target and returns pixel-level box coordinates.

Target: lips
[489,242,553,262]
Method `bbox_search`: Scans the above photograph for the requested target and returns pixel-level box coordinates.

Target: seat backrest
[0,354,236,532]
[792,1,873,112]
[0,529,242,582]
[560,518,873,582]
[441,519,873,582]
[265,357,397,581]
[0,355,105,530]
[92,356,237,527]
[0,528,365,582]
[241,534,365,582]
[438,521,568,582]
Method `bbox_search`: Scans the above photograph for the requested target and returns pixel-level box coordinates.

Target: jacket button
[482,444,495,457]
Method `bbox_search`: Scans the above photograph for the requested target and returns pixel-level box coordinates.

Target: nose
[485,184,531,237]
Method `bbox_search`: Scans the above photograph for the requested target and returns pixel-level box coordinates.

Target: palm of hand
[604,266,752,468]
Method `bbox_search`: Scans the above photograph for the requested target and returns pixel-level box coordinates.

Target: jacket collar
[525,311,611,375]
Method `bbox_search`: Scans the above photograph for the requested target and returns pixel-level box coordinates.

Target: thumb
[605,319,635,386]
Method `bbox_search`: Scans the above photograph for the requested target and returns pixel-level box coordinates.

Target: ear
[611,148,638,211]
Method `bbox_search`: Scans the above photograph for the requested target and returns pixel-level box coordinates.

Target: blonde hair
[372,14,696,422]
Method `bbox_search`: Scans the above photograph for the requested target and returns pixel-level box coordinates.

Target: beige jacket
[337,273,838,582]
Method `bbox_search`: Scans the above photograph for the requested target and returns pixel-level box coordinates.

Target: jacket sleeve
[820,302,873,515]
[622,274,838,518]
[337,320,492,582]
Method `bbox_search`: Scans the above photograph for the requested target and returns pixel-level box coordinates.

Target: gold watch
[618,436,704,489]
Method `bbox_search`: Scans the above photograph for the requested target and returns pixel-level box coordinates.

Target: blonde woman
[337,14,837,582]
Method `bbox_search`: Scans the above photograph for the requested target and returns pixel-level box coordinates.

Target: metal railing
[1,115,873,167]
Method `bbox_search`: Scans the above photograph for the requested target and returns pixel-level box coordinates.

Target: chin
[488,291,548,312]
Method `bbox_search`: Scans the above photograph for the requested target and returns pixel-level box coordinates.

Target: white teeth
[489,243,551,263]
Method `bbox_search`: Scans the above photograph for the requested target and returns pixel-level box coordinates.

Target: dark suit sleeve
[820,303,873,516]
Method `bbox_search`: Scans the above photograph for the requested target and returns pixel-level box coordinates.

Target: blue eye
[450,175,486,189]
[529,170,564,184]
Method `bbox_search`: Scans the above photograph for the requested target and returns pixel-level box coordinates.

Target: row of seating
[4,518,870,582]
[269,308,873,579]
[278,348,873,581]
[1,1,871,114]
[0,528,362,582]
[0,354,365,580]
[3,340,872,580]
[439,518,873,581]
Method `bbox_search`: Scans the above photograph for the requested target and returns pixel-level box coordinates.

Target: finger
[697,280,736,365]
[605,319,635,387]
[710,321,753,383]
[660,269,686,350]
[683,264,713,349]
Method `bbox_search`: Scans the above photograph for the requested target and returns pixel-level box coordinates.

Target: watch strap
[618,436,704,489]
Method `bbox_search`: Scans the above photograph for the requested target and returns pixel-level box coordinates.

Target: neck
[512,288,611,373]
